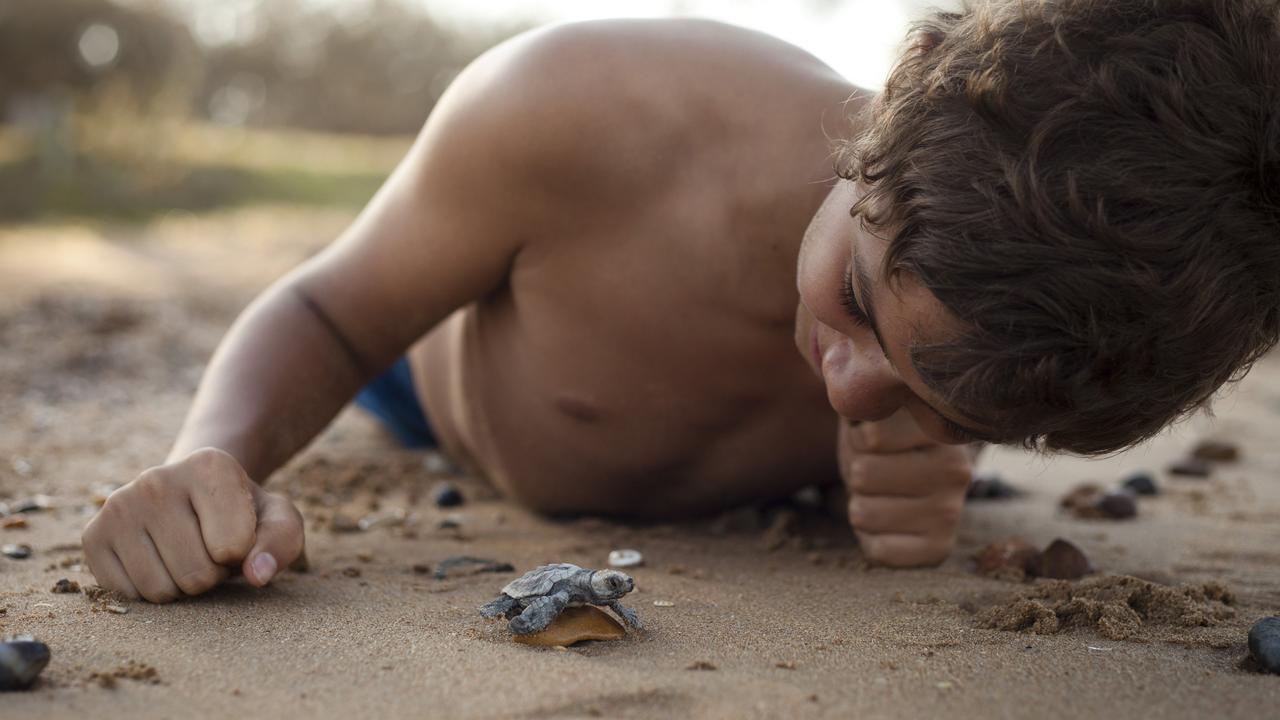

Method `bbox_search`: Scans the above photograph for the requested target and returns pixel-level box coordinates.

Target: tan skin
[82,19,978,602]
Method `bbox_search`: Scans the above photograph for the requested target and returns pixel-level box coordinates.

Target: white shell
[607,549,644,568]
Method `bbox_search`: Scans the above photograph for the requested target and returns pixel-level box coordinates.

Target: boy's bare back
[411,20,855,516]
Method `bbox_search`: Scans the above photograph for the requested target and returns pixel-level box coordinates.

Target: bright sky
[417,0,924,89]
[172,0,953,90]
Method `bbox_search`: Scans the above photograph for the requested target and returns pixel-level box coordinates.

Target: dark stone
[1192,441,1240,463]
[1,544,31,560]
[432,482,464,508]
[966,474,1022,501]
[1097,491,1138,519]
[1120,472,1159,496]
[50,579,79,594]
[1034,539,1093,580]
[433,556,514,580]
[0,636,51,691]
[1249,617,1280,674]
[1168,457,1212,478]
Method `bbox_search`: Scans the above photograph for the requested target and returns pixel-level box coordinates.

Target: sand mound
[979,575,1236,641]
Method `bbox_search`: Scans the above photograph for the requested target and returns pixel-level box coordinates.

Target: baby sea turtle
[479,562,642,635]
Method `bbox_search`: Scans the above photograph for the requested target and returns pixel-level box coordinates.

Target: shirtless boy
[83,0,1280,602]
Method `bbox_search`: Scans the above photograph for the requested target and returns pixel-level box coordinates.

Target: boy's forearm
[167,281,372,483]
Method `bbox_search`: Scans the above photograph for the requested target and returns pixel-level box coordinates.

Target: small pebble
[607,549,644,568]
[437,515,463,530]
[1,517,27,530]
[104,605,128,615]
[1035,539,1093,580]
[411,563,431,575]
[1,544,31,560]
[653,600,675,607]
[1096,491,1137,519]
[1248,617,1280,674]
[1168,457,1211,478]
[966,474,1022,501]
[329,513,361,533]
[432,482,464,508]
[1120,472,1159,496]
[0,635,51,691]
[1191,440,1240,463]
[686,661,717,671]
[51,579,80,594]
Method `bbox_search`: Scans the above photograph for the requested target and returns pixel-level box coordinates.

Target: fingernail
[252,553,277,585]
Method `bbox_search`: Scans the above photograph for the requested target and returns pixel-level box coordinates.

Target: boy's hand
[82,448,304,603]
[838,409,974,567]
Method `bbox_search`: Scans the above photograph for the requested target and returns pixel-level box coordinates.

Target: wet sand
[2,207,1279,718]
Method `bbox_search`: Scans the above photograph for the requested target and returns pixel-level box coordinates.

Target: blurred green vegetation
[0,0,525,222]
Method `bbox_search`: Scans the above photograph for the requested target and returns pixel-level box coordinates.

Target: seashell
[0,635,51,691]
[512,605,624,647]
[974,538,1040,577]
[607,549,644,568]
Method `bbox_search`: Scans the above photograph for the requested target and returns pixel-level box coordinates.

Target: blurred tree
[197,0,524,135]
[0,0,200,117]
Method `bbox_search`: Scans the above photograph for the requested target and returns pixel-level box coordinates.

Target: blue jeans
[354,357,437,448]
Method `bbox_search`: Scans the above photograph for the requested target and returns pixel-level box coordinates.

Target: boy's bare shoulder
[450,19,846,190]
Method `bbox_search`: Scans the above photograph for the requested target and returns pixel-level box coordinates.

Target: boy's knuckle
[177,567,221,595]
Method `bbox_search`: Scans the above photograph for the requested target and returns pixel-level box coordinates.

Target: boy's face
[795,180,991,445]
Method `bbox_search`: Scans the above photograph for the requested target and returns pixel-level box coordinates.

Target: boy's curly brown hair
[838,0,1280,454]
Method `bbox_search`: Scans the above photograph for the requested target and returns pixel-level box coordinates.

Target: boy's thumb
[243,487,305,587]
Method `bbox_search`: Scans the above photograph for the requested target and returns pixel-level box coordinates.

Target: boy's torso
[411,21,863,515]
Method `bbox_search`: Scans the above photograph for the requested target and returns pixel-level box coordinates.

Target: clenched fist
[838,409,975,567]
[82,448,305,602]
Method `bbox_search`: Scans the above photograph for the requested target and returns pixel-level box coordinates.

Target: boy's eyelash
[839,270,870,326]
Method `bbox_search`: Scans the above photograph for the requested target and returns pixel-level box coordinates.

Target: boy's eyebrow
[851,245,996,443]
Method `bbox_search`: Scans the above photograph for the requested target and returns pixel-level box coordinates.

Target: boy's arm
[82,30,576,602]
[837,410,975,567]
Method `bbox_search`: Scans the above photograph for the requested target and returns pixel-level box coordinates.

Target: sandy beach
[2,207,1279,718]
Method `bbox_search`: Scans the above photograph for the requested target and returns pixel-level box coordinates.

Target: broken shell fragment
[607,549,644,568]
[1191,440,1240,463]
[1248,616,1280,674]
[974,537,1040,578]
[0,635,51,691]
[512,606,625,647]
[1035,539,1093,580]
[1,544,31,560]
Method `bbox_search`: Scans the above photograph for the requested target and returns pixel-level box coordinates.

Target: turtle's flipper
[509,591,570,634]
[479,595,519,619]
[610,601,643,630]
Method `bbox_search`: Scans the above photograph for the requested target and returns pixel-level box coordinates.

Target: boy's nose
[820,338,907,422]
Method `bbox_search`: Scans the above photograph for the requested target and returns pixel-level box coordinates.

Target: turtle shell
[500,563,586,599]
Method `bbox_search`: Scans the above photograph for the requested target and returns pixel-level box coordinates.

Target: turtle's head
[589,570,634,600]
